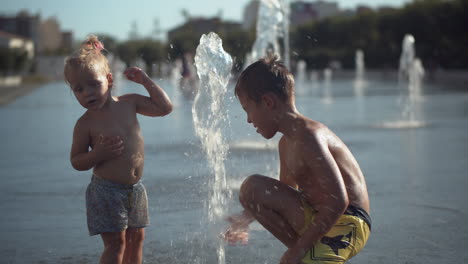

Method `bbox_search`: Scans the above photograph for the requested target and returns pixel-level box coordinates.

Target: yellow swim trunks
[299,199,371,264]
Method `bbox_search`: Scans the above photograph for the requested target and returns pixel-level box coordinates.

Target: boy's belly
[93,145,145,185]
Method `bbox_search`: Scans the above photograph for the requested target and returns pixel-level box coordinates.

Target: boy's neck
[88,94,115,113]
[276,105,305,138]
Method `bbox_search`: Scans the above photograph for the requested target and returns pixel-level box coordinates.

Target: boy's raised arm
[122,67,173,117]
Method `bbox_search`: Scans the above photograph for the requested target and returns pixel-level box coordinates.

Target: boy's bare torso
[80,97,144,185]
[280,118,370,214]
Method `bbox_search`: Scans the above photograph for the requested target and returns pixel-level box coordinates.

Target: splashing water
[246,0,290,68]
[354,49,367,97]
[399,34,415,82]
[399,34,425,126]
[192,32,233,264]
[378,34,426,128]
[322,68,333,104]
[355,49,365,81]
[295,60,307,95]
[399,34,425,101]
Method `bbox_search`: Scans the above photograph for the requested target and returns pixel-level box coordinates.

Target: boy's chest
[88,108,140,142]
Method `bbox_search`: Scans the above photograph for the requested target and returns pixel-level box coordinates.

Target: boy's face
[67,66,112,111]
[238,90,277,139]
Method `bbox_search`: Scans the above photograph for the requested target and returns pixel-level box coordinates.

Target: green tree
[116,39,165,76]
[0,48,30,75]
[290,0,467,69]
[137,39,165,76]
[116,40,139,67]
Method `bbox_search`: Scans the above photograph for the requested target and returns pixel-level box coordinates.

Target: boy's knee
[127,228,145,247]
[239,174,265,204]
[104,235,126,253]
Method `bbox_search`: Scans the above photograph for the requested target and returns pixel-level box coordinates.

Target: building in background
[242,0,260,30]
[290,0,339,26]
[241,0,341,29]
[61,31,73,51]
[290,1,319,26]
[0,11,73,80]
[0,30,34,59]
[0,30,34,85]
[0,11,73,55]
[0,10,40,53]
[38,17,62,53]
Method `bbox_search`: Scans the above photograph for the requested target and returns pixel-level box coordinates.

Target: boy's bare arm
[278,137,298,188]
[293,134,349,252]
[122,67,173,117]
[70,120,123,171]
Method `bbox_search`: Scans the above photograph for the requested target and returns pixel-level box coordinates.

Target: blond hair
[64,35,110,84]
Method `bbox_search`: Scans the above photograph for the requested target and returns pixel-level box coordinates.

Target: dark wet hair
[235,54,295,104]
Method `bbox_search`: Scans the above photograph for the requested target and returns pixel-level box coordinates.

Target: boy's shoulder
[74,111,92,129]
[290,118,334,150]
[280,118,325,146]
[117,93,140,104]
[115,94,143,110]
[299,117,327,139]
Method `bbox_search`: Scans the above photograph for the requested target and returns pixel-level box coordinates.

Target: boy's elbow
[337,196,349,213]
[71,163,87,171]
[326,194,349,215]
[70,159,90,171]
[163,102,173,115]
[155,103,173,117]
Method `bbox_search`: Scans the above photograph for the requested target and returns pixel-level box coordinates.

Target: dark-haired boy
[224,56,371,264]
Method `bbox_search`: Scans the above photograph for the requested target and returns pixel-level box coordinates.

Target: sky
[1,0,411,42]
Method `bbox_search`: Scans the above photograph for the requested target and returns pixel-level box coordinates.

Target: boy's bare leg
[100,231,126,264]
[123,227,145,264]
[239,174,307,248]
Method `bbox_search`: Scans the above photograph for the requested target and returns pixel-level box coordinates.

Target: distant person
[64,35,173,264]
[179,53,198,100]
[223,55,371,264]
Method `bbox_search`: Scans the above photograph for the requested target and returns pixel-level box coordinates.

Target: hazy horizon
[1,0,411,41]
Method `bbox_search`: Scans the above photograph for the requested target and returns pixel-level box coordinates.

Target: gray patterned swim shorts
[86,175,150,236]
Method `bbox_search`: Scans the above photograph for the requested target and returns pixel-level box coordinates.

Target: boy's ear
[107,73,113,88]
[261,94,275,109]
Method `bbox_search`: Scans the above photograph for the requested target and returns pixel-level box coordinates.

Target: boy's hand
[221,213,251,245]
[222,228,249,245]
[93,135,124,161]
[124,67,150,85]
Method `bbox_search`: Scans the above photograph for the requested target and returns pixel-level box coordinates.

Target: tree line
[292,0,468,70]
